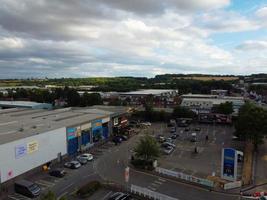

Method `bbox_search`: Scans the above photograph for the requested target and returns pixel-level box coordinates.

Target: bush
[131,159,155,171]
[76,181,102,198]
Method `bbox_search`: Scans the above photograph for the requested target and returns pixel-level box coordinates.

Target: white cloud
[0,37,24,49]
[256,6,267,18]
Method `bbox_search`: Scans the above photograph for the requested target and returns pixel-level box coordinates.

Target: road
[95,130,239,200]
[6,128,239,200]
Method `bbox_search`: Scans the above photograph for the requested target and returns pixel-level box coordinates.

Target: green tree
[235,102,267,150]
[172,106,195,119]
[212,102,233,115]
[134,134,160,161]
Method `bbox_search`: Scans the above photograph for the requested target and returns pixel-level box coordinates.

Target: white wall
[0,127,67,183]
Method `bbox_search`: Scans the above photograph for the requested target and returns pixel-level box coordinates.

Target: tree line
[0,87,102,107]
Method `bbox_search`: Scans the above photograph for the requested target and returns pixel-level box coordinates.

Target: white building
[0,106,128,185]
[181,94,245,114]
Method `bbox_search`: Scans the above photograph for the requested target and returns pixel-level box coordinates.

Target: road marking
[154,180,163,184]
[83,172,96,178]
[57,192,68,200]
[60,183,74,193]
[102,191,113,200]
[147,186,156,191]
[130,168,239,197]
[36,179,54,187]
[8,193,30,200]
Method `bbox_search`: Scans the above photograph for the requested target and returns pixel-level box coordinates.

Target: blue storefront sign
[92,119,102,132]
[221,148,237,181]
[15,144,27,159]
[67,127,77,140]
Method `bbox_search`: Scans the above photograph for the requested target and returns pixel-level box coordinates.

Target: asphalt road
[95,130,239,200]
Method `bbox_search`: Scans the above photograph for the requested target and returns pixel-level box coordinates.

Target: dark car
[171,134,178,139]
[14,180,41,198]
[118,135,128,141]
[185,127,190,131]
[76,156,88,165]
[113,136,123,144]
[49,168,66,178]
[195,127,201,131]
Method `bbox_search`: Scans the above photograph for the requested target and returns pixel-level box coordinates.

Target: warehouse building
[0,100,52,109]
[0,106,128,185]
[119,89,179,106]
[181,94,245,114]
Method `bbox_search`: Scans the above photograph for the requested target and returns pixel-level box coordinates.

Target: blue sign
[92,119,102,131]
[67,127,77,140]
[222,148,237,181]
[15,144,27,159]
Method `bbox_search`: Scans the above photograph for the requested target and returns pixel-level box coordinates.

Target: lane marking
[102,191,113,200]
[60,183,74,193]
[57,192,68,200]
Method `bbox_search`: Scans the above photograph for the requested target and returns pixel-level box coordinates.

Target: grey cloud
[236,41,267,51]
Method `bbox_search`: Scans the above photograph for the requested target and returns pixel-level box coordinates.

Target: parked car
[163,146,174,155]
[171,134,178,139]
[195,127,201,131]
[156,135,166,143]
[118,135,128,141]
[49,168,66,178]
[14,180,41,198]
[140,122,151,126]
[166,137,174,143]
[190,133,197,142]
[170,127,176,133]
[79,153,94,161]
[184,127,190,131]
[113,136,123,144]
[64,161,81,169]
[76,156,88,165]
[162,142,175,148]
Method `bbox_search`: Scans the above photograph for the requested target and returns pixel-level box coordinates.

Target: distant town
[0,73,267,200]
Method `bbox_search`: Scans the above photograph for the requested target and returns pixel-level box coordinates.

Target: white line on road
[60,183,74,193]
[57,192,68,200]
[102,191,113,200]
[83,172,96,178]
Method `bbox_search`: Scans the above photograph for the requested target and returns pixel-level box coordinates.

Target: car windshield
[29,184,39,191]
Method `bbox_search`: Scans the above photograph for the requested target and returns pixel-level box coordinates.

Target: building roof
[120,89,177,96]
[0,100,52,109]
[0,106,125,145]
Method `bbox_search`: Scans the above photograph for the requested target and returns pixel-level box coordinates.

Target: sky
[0,0,267,78]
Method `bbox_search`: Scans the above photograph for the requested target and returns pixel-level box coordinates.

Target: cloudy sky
[0,0,267,78]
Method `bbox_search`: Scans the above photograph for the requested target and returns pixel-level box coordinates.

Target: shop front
[113,115,128,135]
[92,119,103,143]
[67,127,80,155]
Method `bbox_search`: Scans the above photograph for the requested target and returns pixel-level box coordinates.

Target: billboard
[221,148,237,181]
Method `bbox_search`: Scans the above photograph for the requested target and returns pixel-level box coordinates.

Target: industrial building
[0,106,129,185]
[119,89,179,106]
[0,101,52,109]
[181,94,245,114]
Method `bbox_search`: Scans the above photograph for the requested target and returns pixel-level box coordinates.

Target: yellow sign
[27,141,39,154]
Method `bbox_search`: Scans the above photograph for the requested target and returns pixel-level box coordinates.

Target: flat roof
[120,89,177,96]
[0,101,50,107]
[0,106,126,145]
[182,98,244,104]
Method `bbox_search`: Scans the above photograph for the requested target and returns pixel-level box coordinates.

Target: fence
[155,167,214,188]
[131,184,178,200]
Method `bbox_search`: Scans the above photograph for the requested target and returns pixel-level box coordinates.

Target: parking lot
[148,122,239,179]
